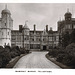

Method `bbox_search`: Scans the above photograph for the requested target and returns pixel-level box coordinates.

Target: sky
[0,3,75,31]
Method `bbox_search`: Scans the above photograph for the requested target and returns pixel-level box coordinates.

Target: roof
[53,31,58,33]
[11,30,19,32]
[42,29,48,35]
[24,24,30,30]
[64,10,72,16]
[1,8,11,15]
[11,30,22,35]
[30,30,43,33]
[72,18,75,21]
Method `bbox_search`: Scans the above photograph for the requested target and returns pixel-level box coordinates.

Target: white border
[0,0,75,3]
[0,1,75,75]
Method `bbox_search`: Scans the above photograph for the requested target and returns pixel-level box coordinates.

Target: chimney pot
[46,25,48,32]
[19,25,23,33]
[34,24,36,31]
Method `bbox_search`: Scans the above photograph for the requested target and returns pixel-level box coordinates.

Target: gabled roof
[24,24,30,30]
[30,30,43,33]
[42,29,48,35]
[11,30,19,32]
[1,5,11,15]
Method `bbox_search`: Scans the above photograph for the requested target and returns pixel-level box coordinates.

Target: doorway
[43,46,46,50]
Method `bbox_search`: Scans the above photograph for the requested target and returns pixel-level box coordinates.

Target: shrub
[48,43,75,68]
[1,51,11,67]
[26,50,29,54]
[0,46,5,67]
[65,43,75,54]
[10,51,18,58]
[0,46,4,53]
[70,56,75,68]
[19,48,25,54]
[5,46,11,52]
[62,54,73,66]
[0,45,30,68]
[0,46,11,68]
[10,46,21,58]
[56,54,65,62]
[0,56,2,68]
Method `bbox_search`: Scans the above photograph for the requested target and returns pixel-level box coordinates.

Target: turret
[64,9,72,21]
[0,5,13,47]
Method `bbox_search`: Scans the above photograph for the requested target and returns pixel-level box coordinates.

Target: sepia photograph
[0,3,75,74]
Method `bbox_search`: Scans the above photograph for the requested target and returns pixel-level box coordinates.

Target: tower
[0,5,13,47]
[64,9,72,21]
[23,21,30,50]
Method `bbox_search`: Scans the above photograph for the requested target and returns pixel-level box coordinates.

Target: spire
[5,4,7,9]
[25,20,28,25]
[24,20,29,29]
[67,8,69,13]
[72,6,73,17]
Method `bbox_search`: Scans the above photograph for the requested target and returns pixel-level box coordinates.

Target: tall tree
[62,31,70,48]
[70,29,75,43]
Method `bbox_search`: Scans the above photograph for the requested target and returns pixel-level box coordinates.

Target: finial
[25,20,28,25]
[5,4,7,9]
[67,8,69,12]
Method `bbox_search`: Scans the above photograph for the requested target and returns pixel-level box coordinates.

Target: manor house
[0,6,59,50]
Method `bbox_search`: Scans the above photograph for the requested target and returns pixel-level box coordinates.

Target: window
[66,25,71,29]
[68,25,71,29]
[17,36,21,42]
[32,39,34,41]
[24,38,26,40]
[30,44,33,49]
[43,39,44,41]
[39,38,40,41]
[5,23,6,26]
[68,18,71,20]
[24,36,29,40]
[49,37,52,41]
[4,43,6,46]
[8,43,9,46]
[8,32,9,35]
[53,36,56,41]
[27,36,29,40]
[30,44,40,49]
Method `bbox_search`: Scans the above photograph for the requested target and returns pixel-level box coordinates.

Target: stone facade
[0,6,13,47]
[0,6,59,50]
[11,24,59,50]
[58,10,75,34]
[57,10,75,47]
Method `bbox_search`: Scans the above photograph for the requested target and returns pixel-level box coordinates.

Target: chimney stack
[46,25,48,32]
[34,24,36,31]
[19,25,23,33]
